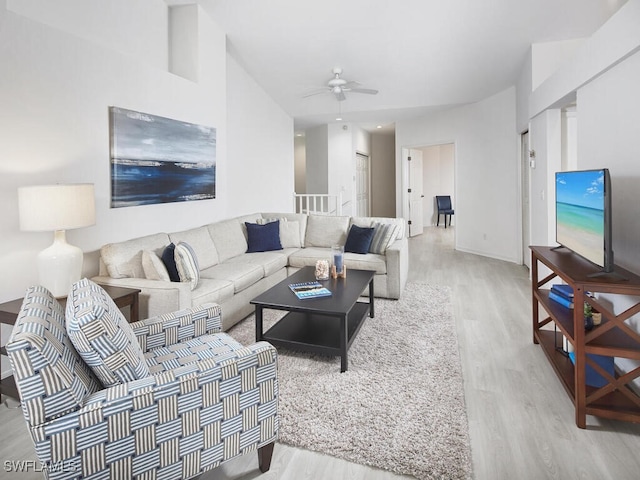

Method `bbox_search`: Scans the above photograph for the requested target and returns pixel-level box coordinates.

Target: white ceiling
[199,0,626,132]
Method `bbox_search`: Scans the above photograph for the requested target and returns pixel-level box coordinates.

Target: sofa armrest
[28,342,278,477]
[131,303,222,351]
[92,275,193,318]
[384,236,409,299]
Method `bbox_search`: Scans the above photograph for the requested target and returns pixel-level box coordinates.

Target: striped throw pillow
[174,242,200,290]
[66,279,150,387]
[369,222,400,254]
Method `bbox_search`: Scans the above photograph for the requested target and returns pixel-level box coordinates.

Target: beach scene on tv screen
[556,170,605,266]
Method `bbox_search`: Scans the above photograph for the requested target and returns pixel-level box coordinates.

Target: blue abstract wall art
[110,107,216,208]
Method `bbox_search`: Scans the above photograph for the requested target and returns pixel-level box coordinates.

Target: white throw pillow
[305,215,350,248]
[280,220,301,248]
[141,250,170,281]
[174,242,200,290]
[257,217,302,248]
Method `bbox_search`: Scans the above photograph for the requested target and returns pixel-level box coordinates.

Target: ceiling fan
[304,67,378,101]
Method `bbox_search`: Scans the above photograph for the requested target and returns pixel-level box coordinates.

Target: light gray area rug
[229,283,472,480]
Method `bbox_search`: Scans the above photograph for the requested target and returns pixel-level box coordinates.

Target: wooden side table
[0,285,141,400]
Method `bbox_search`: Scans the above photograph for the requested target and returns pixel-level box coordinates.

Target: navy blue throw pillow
[345,225,375,254]
[246,221,283,253]
[161,243,180,282]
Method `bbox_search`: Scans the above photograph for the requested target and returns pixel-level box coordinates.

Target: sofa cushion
[225,251,289,277]
[66,279,150,387]
[142,250,170,281]
[345,225,375,254]
[161,243,180,282]
[305,215,350,248]
[344,252,387,274]
[169,226,219,269]
[369,222,401,254]
[174,242,200,290]
[246,221,283,253]
[289,248,387,274]
[208,219,248,262]
[200,262,264,293]
[190,278,235,307]
[101,233,170,279]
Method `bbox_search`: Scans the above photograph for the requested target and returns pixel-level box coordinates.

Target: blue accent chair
[436,195,455,228]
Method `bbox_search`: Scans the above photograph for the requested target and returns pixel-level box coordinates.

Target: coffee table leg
[368,279,374,318]
[340,314,348,372]
[255,306,264,342]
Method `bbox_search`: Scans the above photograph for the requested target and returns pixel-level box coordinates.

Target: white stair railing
[293,193,343,216]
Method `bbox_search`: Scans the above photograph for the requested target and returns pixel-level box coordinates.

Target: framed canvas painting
[109,107,216,208]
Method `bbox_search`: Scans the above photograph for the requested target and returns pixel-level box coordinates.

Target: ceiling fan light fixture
[303,68,378,102]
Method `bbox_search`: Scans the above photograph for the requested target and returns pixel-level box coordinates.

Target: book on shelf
[289,281,332,300]
[551,284,574,300]
[549,290,573,309]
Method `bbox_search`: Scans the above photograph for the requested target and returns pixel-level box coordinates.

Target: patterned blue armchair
[6,280,278,480]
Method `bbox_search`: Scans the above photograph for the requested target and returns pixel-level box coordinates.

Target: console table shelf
[531,246,640,428]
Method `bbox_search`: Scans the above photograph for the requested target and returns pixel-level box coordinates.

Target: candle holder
[331,245,346,278]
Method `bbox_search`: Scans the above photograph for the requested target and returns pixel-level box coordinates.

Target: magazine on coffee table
[289,281,332,299]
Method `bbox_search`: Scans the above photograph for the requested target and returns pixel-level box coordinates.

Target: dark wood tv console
[531,246,640,428]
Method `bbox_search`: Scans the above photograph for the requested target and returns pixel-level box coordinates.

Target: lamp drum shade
[18,183,95,297]
[18,184,96,232]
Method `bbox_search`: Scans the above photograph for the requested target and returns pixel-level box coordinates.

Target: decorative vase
[315,260,329,280]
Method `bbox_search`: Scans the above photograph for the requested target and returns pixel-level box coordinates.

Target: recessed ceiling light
[336,117,342,121]
[377,125,383,129]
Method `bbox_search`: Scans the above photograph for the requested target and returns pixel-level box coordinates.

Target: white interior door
[355,153,370,217]
[408,148,424,237]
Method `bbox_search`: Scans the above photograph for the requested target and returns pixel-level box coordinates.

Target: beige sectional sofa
[93,212,408,330]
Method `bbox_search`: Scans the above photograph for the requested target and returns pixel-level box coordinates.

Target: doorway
[521,131,530,269]
[402,143,455,237]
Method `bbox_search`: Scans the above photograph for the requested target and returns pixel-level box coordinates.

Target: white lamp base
[37,230,83,298]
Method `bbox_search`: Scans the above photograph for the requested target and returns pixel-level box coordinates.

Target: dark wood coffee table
[251,266,375,372]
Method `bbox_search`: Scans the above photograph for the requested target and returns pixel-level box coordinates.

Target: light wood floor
[2,227,640,479]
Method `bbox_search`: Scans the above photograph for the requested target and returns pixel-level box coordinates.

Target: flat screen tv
[555,168,613,273]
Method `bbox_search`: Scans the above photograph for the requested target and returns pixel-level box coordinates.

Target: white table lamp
[18,184,96,298]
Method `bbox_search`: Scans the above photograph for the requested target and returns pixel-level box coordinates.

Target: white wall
[305,125,329,193]
[577,50,640,273]
[396,87,520,263]
[531,39,585,91]
[525,0,640,388]
[528,109,562,247]
[529,0,640,119]
[6,0,169,70]
[327,124,354,215]
[225,54,294,216]
[0,0,294,377]
[0,0,227,303]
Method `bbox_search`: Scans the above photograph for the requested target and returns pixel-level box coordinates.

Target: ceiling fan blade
[342,81,360,89]
[303,88,330,98]
[348,87,378,95]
